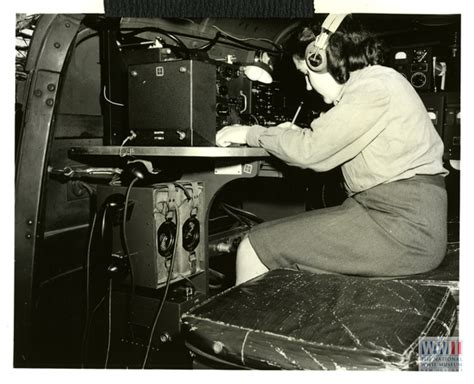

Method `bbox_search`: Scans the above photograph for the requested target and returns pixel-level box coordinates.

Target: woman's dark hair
[286,14,384,83]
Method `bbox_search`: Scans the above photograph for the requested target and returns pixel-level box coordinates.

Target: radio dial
[410,72,427,88]
[218,85,228,95]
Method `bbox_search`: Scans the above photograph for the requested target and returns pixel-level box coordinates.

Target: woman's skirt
[248,175,447,277]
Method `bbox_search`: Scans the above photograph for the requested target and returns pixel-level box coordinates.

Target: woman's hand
[277,121,302,130]
[216,125,252,147]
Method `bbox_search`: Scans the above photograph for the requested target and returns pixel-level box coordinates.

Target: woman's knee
[237,235,254,256]
[235,235,269,285]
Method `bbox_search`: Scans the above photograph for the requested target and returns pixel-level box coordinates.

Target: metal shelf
[69,146,270,158]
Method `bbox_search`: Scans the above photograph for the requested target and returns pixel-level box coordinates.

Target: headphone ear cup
[306,51,323,71]
[305,42,327,72]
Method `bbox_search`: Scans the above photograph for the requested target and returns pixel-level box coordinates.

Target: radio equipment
[391,47,433,91]
[97,182,205,290]
[251,82,288,126]
[125,59,292,146]
[420,92,460,161]
[215,62,252,129]
[127,60,217,146]
[127,60,256,146]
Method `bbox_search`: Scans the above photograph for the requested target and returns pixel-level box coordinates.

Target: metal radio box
[97,182,205,289]
[128,60,216,146]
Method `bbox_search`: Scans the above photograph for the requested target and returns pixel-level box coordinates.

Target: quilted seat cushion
[181,269,457,370]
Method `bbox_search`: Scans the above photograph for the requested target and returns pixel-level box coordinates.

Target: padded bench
[181,264,458,370]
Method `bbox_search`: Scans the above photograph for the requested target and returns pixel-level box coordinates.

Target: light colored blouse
[246,65,448,194]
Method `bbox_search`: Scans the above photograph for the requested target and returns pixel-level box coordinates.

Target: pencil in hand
[290,101,304,129]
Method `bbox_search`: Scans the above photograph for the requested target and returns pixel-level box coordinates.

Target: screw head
[34,89,42,97]
[47,84,56,92]
[130,70,138,77]
[213,341,224,354]
[65,22,71,28]
[179,66,187,73]
[26,220,33,225]
[25,233,32,240]
[46,98,54,107]
[159,332,171,343]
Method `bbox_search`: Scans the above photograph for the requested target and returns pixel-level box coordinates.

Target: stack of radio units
[95,181,206,366]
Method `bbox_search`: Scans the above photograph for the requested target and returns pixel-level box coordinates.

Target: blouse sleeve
[246,76,391,172]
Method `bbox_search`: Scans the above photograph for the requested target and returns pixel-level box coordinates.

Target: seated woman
[216,14,448,285]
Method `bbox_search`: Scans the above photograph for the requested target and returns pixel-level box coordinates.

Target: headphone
[305,14,349,72]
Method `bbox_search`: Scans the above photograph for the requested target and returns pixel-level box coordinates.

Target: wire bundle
[15,14,39,81]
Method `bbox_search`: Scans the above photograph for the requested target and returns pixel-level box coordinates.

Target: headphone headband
[315,13,349,49]
[322,14,348,34]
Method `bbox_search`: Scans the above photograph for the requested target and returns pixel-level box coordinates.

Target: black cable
[105,279,113,368]
[122,177,140,345]
[221,203,265,224]
[185,30,281,54]
[173,182,192,201]
[78,180,96,197]
[81,288,108,367]
[119,27,281,55]
[196,31,221,51]
[220,203,251,228]
[209,268,226,280]
[85,211,98,342]
[123,177,140,295]
[120,27,189,52]
[38,266,83,288]
[216,31,283,52]
[141,206,180,369]
[80,184,98,368]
